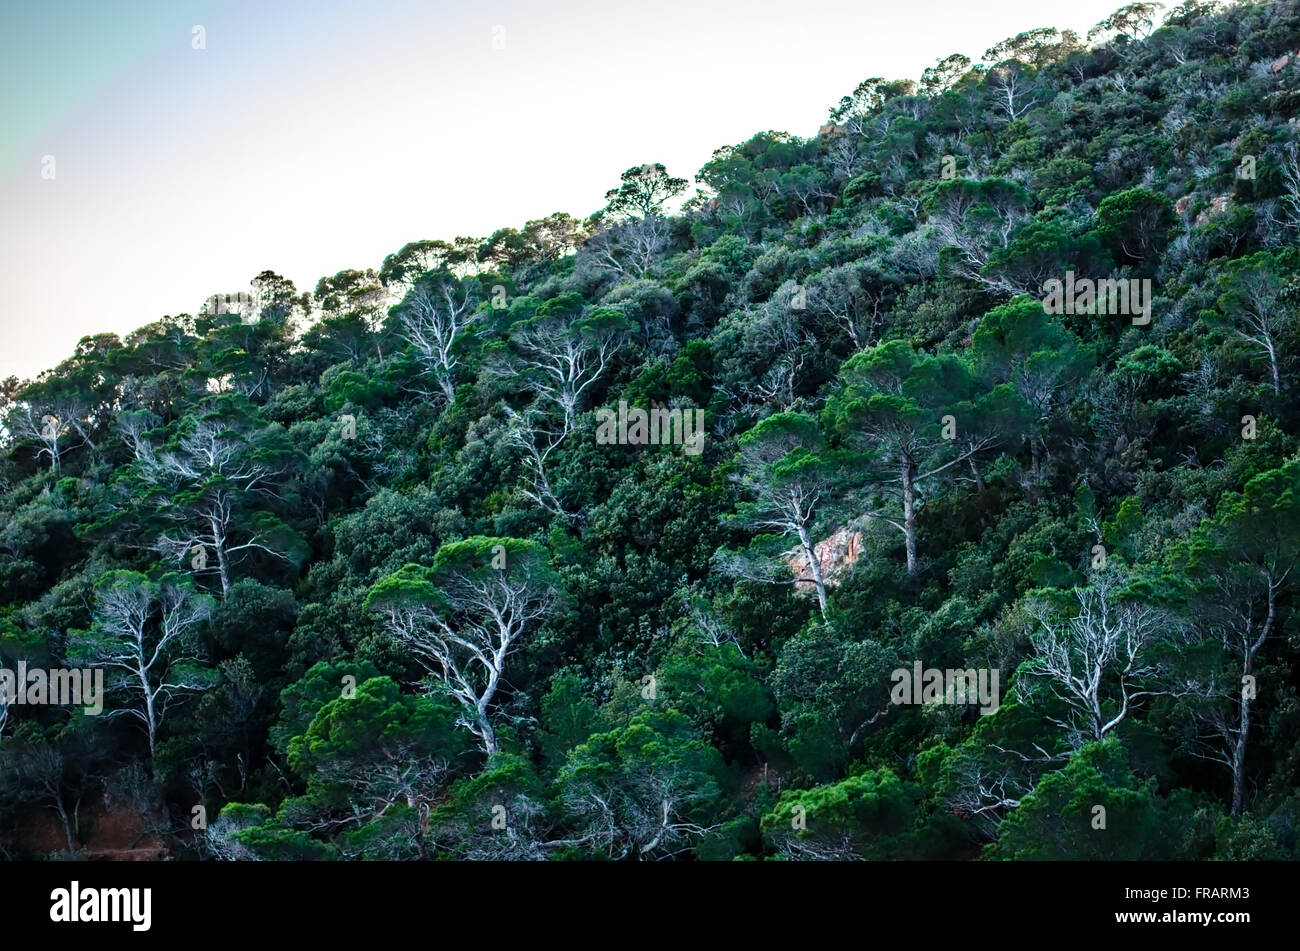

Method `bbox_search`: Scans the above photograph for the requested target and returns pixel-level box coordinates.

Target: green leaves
[363,563,442,613]
[762,767,937,859]
[286,676,464,777]
[603,163,688,219]
[431,535,555,585]
[986,739,1212,860]
[270,659,381,755]
[1095,188,1177,266]
[6,0,1300,863]
[558,709,730,859]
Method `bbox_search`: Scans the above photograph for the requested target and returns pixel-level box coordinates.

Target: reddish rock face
[1195,195,1230,225]
[1175,195,1191,215]
[1272,54,1290,73]
[785,527,864,592]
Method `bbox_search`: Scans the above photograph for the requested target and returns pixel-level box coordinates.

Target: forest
[2,0,1299,861]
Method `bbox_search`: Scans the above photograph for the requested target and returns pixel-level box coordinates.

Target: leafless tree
[582,215,672,280]
[680,591,743,654]
[397,278,481,403]
[925,184,1028,291]
[489,310,627,439]
[133,416,294,595]
[772,830,866,861]
[6,402,88,473]
[989,65,1041,120]
[1277,143,1300,233]
[374,559,557,756]
[1222,263,1290,396]
[3,744,83,853]
[946,754,1031,837]
[1185,558,1292,816]
[807,265,889,351]
[1018,574,1187,751]
[560,767,721,860]
[501,408,576,522]
[1179,353,1225,419]
[825,135,867,182]
[77,575,214,756]
[102,762,171,850]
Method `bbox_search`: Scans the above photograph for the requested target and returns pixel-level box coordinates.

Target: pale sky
[1,0,1136,380]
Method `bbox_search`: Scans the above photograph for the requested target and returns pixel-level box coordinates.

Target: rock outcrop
[1195,195,1230,225]
[785,527,863,591]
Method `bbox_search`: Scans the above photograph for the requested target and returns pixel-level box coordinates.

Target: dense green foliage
[3,0,1300,860]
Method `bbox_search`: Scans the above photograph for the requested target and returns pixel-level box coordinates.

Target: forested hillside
[3,0,1300,860]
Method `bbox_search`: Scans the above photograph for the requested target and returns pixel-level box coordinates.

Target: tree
[1180,460,1300,816]
[770,623,900,778]
[366,538,559,756]
[557,709,728,859]
[921,709,1049,837]
[485,297,631,520]
[924,178,1032,288]
[378,240,458,290]
[987,63,1040,121]
[805,263,894,351]
[762,767,930,860]
[983,28,1078,68]
[920,54,972,95]
[1095,188,1176,266]
[476,228,533,273]
[71,571,215,757]
[427,753,556,859]
[520,213,588,261]
[269,659,382,755]
[826,341,1016,575]
[501,406,577,522]
[982,218,1109,296]
[1017,571,1186,754]
[970,298,1095,485]
[986,738,1206,860]
[307,268,387,362]
[1088,3,1166,50]
[1272,142,1300,236]
[1209,251,1296,396]
[725,413,841,616]
[283,677,465,859]
[655,641,773,751]
[0,733,97,854]
[119,397,304,596]
[601,279,679,351]
[313,268,386,319]
[779,164,833,218]
[582,215,672,279]
[603,163,688,219]
[828,78,916,132]
[5,402,76,474]
[395,274,481,403]
[250,270,309,328]
[3,362,112,473]
[491,295,631,437]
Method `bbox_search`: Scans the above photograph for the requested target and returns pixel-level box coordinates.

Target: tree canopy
[3,0,1300,861]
